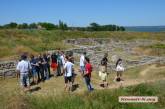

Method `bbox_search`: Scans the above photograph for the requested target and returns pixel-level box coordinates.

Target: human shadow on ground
[72,84,79,92]
[29,86,41,93]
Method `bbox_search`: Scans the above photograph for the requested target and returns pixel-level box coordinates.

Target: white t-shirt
[116,63,124,72]
[80,55,85,66]
[16,60,31,74]
[60,55,65,65]
[64,61,74,77]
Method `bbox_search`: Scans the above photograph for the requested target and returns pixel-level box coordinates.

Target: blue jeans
[20,73,30,87]
[84,76,93,91]
[44,65,49,80]
[80,66,85,74]
[56,63,61,76]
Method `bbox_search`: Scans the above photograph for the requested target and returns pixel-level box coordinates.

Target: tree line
[0,21,125,31]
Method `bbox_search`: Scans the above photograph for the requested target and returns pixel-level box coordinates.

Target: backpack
[101,59,106,65]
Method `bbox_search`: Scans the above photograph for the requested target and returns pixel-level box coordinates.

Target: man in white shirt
[60,51,66,74]
[80,52,86,74]
[60,51,66,66]
[16,54,31,92]
[64,56,74,92]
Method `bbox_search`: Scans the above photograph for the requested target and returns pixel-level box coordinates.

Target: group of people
[16,51,124,92]
[98,53,124,88]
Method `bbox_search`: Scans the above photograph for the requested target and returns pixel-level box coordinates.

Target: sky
[0,0,165,26]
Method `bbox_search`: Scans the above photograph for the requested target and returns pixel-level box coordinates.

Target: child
[115,58,124,82]
[99,53,108,88]
[84,57,94,91]
[99,69,108,88]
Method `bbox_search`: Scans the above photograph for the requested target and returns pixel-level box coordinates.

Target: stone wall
[0,61,17,78]
[1,38,165,78]
[65,38,112,45]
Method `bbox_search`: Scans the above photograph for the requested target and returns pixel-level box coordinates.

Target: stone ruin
[0,61,17,78]
[0,38,165,78]
[65,38,165,71]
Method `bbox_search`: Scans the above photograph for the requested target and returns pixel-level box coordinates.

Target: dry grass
[0,29,165,59]
[0,64,165,109]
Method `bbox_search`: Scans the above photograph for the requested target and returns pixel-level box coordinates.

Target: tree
[0,25,3,29]
[120,26,125,31]
[112,25,117,31]
[89,22,100,31]
[38,22,58,30]
[29,23,37,29]
[3,22,17,28]
[58,20,68,30]
[18,23,28,29]
[117,26,120,31]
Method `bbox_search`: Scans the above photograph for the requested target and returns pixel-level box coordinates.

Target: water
[125,26,165,32]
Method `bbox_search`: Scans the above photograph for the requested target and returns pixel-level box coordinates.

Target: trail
[107,64,165,90]
[139,64,156,76]
[30,64,165,96]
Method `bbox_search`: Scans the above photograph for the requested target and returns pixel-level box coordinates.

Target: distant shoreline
[125,26,165,32]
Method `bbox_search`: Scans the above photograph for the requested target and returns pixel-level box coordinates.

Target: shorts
[99,71,107,81]
[20,73,30,87]
[64,76,72,83]
[32,68,37,76]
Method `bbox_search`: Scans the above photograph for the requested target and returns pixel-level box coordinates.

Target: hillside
[0,29,165,60]
[0,29,165,109]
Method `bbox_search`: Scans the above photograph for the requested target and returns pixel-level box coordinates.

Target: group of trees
[70,23,125,31]
[0,21,68,30]
[0,21,125,31]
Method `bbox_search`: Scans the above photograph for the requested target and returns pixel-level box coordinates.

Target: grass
[135,43,165,56]
[0,29,165,59]
[114,48,123,52]
[150,43,165,49]
[0,64,165,109]
[22,80,165,109]
[0,29,165,108]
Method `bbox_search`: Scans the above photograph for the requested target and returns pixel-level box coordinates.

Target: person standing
[99,53,109,88]
[30,55,38,84]
[43,53,49,80]
[63,56,74,92]
[51,52,58,77]
[47,53,51,77]
[60,51,66,75]
[68,55,75,84]
[35,56,41,82]
[56,51,62,76]
[38,54,45,81]
[80,52,86,75]
[83,57,94,91]
[16,54,31,92]
[115,58,124,82]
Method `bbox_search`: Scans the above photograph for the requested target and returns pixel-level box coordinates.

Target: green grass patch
[25,80,165,109]
[150,43,165,49]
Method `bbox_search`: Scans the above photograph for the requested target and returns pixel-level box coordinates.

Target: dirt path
[31,66,165,96]
[3,64,160,96]
[140,64,156,76]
